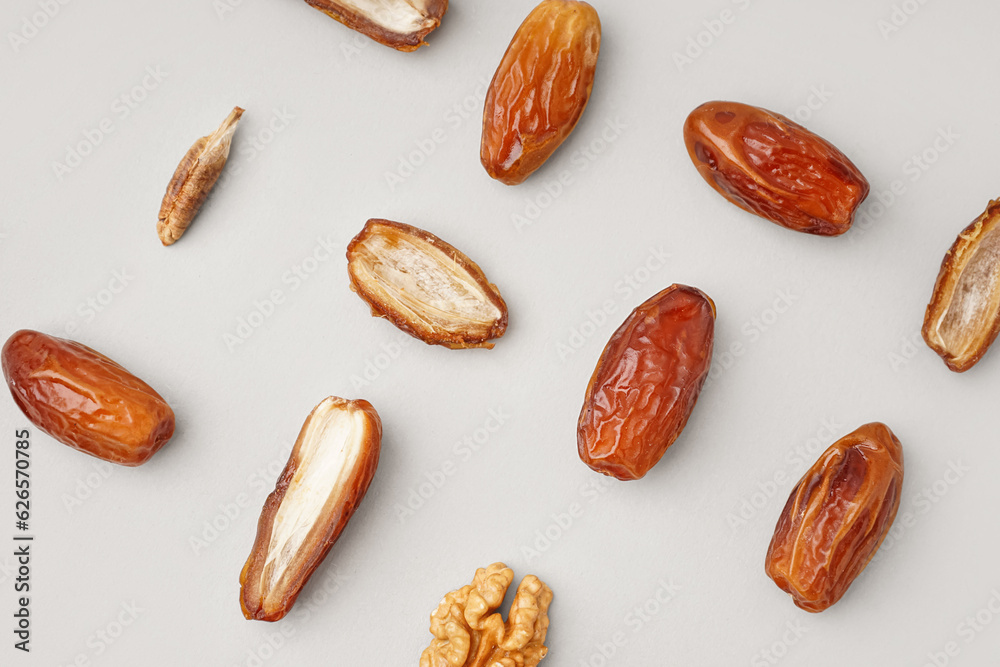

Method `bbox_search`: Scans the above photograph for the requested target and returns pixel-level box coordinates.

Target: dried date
[684,101,869,236]
[577,285,715,481]
[1,330,175,466]
[304,0,447,51]
[347,219,508,349]
[481,0,601,185]
[922,199,1000,372]
[765,422,904,612]
[240,397,381,622]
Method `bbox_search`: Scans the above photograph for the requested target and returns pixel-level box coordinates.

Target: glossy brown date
[577,285,715,481]
[765,422,904,612]
[1,330,175,466]
[922,199,1000,372]
[240,397,381,622]
[684,101,870,236]
[481,0,601,185]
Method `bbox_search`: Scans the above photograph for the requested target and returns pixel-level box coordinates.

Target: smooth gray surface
[1,0,998,664]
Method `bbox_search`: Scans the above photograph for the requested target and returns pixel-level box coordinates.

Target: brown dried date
[240,397,381,622]
[684,101,870,236]
[765,422,904,613]
[1,330,175,466]
[577,285,715,481]
[922,199,1000,372]
[347,219,508,349]
[304,0,448,52]
[481,0,601,185]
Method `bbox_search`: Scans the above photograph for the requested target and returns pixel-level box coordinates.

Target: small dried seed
[157,106,244,246]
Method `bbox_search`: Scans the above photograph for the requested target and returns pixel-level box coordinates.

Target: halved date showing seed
[922,199,1000,372]
[240,396,381,622]
[481,0,601,185]
[577,285,715,481]
[347,219,508,349]
[304,0,448,51]
[766,422,904,613]
[684,101,869,236]
[1,330,175,466]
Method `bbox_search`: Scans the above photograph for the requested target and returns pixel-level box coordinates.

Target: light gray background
[1,0,998,665]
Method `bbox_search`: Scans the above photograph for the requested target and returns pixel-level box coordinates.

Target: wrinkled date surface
[305,0,448,51]
[240,397,381,622]
[1,330,175,466]
[577,285,715,481]
[684,101,870,236]
[481,0,601,185]
[347,219,508,349]
[922,199,1000,372]
[766,422,904,613]
[420,562,552,667]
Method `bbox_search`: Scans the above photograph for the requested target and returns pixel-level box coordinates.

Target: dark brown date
[765,422,904,612]
[922,199,1000,372]
[481,0,601,185]
[2,330,175,466]
[577,285,715,481]
[684,101,870,236]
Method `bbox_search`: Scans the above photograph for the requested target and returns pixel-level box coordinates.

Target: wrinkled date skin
[684,101,870,236]
[577,285,715,481]
[1,330,175,466]
[922,199,1000,372]
[766,422,904,613]
[481,0,601,185]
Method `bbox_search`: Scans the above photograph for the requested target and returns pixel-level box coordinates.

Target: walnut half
[420,563,553,667]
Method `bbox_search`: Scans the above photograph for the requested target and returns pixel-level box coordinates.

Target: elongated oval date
[684,101,870,236]
[347,219,508,349]
[304,0,447,51]
[158,107,243,246]
[240,397,381,622]
[577,285,715,481]
[481,0,601,185]
[1,330,175,466]
[766,422,904,613]
[922,199,1000,372]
